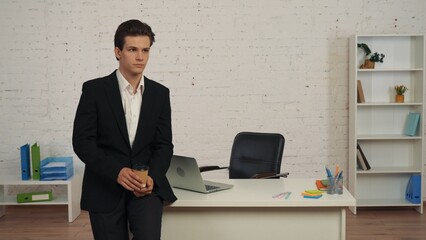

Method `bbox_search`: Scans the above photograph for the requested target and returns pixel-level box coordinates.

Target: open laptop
[166,155,233,193]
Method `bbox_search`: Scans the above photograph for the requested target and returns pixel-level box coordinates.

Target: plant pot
[360,59,375,69]
[395,95,404,103]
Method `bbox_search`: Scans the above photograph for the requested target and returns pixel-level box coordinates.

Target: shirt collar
[116,69,144,94]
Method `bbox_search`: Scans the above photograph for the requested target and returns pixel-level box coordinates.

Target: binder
[356,149,367,170]
[357,80,366,103]
[404,112,420,136]
[31,143,41,180]
[405,175,421,204]
[356,143,371,170]
[20,144,31,180]
[16,191,53,203]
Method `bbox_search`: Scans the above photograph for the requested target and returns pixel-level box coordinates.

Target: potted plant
[394,85,408,103]
[358,43,385,69]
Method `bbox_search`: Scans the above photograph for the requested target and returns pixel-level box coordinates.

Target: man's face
[115,35,151,78]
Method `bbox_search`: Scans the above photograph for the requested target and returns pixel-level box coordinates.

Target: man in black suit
[72,19,176,240]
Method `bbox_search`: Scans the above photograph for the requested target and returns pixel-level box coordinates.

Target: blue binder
[20,144,31,180]
[405,175,421,204]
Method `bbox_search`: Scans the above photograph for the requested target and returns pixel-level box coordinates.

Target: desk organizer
[40,157,74,180]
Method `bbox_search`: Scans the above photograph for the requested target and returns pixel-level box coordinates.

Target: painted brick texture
[1,0,425,183]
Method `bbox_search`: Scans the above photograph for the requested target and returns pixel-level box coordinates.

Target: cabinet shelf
[357,134,422,140]
[349,34,424,215]
[358,68,423,72]
[357,198,422,207]
[0,174,72,185]
[357,102,422,106]
[0,195,68,205]
[0,169,82,222]
[357,166,422,174]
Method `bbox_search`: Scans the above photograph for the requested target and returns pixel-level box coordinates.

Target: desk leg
[0,185,4,218]
[341,208,346,240]
[0,206,4,219]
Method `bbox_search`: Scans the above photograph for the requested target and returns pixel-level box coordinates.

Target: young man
[73,19,176,240]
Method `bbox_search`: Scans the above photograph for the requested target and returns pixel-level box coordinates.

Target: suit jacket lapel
[132,77,154,149]
[104,71,131,148]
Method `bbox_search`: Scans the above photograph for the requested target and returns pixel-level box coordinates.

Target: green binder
[16,191,53,203]
[31,143,41,180]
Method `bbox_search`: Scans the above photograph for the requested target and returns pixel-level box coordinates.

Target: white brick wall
[1,0,425,184]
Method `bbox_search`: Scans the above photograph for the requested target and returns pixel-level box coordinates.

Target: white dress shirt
[116,70,144,147]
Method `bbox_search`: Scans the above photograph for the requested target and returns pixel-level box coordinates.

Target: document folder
[31,142,41,180]
[405,175,421,204]
[17,191,53,203]
[404,112,420,136]
[20,144,31,180]
[40,157,74,180]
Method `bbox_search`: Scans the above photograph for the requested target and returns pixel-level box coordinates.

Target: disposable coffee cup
[132,163,149,187]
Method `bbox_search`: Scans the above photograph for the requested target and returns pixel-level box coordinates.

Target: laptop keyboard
[205,184,220,191]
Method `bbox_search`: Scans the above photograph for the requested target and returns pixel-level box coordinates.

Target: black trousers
[89,191,164,240]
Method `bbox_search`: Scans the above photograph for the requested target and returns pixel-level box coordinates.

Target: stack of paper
[302,189,323,199]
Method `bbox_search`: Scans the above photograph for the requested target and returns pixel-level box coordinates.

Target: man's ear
[114,47,121,61]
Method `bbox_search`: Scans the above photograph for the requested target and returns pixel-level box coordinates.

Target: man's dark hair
[114,19,155,50]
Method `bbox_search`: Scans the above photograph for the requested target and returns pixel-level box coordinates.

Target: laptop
[166,155,233,193]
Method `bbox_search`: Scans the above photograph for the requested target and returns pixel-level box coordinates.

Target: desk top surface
[169,178,356,208]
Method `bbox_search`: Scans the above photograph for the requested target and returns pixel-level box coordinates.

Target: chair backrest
[228,132,285,179]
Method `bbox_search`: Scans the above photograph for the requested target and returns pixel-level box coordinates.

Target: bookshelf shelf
[349,34,424,215]
[357,198,422,207]
[0,195,69,205]
[357,166,422,174]
[358,68,423,72]
[357,134,422,140]
[0,170,82,222]
[357,102,422,106]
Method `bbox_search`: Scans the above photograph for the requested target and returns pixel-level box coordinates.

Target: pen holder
[327,176,343,195]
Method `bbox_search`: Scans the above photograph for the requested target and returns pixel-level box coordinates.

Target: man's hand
[117,167,143,191]
[117,167,154,197]
[133,176,154,197]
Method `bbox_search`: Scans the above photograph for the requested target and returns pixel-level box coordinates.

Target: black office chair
[199,132,288,179]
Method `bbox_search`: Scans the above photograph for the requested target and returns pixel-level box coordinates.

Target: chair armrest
[251,172,290,179]
[199,165,229,172]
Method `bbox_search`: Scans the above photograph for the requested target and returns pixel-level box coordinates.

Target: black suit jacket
[72,71,177,213]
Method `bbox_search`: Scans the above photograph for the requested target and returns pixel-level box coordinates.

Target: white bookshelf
[0,169,82,222]
[349,34,425,214]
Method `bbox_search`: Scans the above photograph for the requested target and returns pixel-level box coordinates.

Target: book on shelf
[356,150,367,170]
[356,143,371,170]
[357,80,365,103]
[404,112,420,136]
[405,175,421,204]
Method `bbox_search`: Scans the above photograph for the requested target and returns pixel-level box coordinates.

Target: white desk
[163,178,355,240]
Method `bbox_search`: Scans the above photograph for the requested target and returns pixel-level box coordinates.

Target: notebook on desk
[166,155,233,193]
